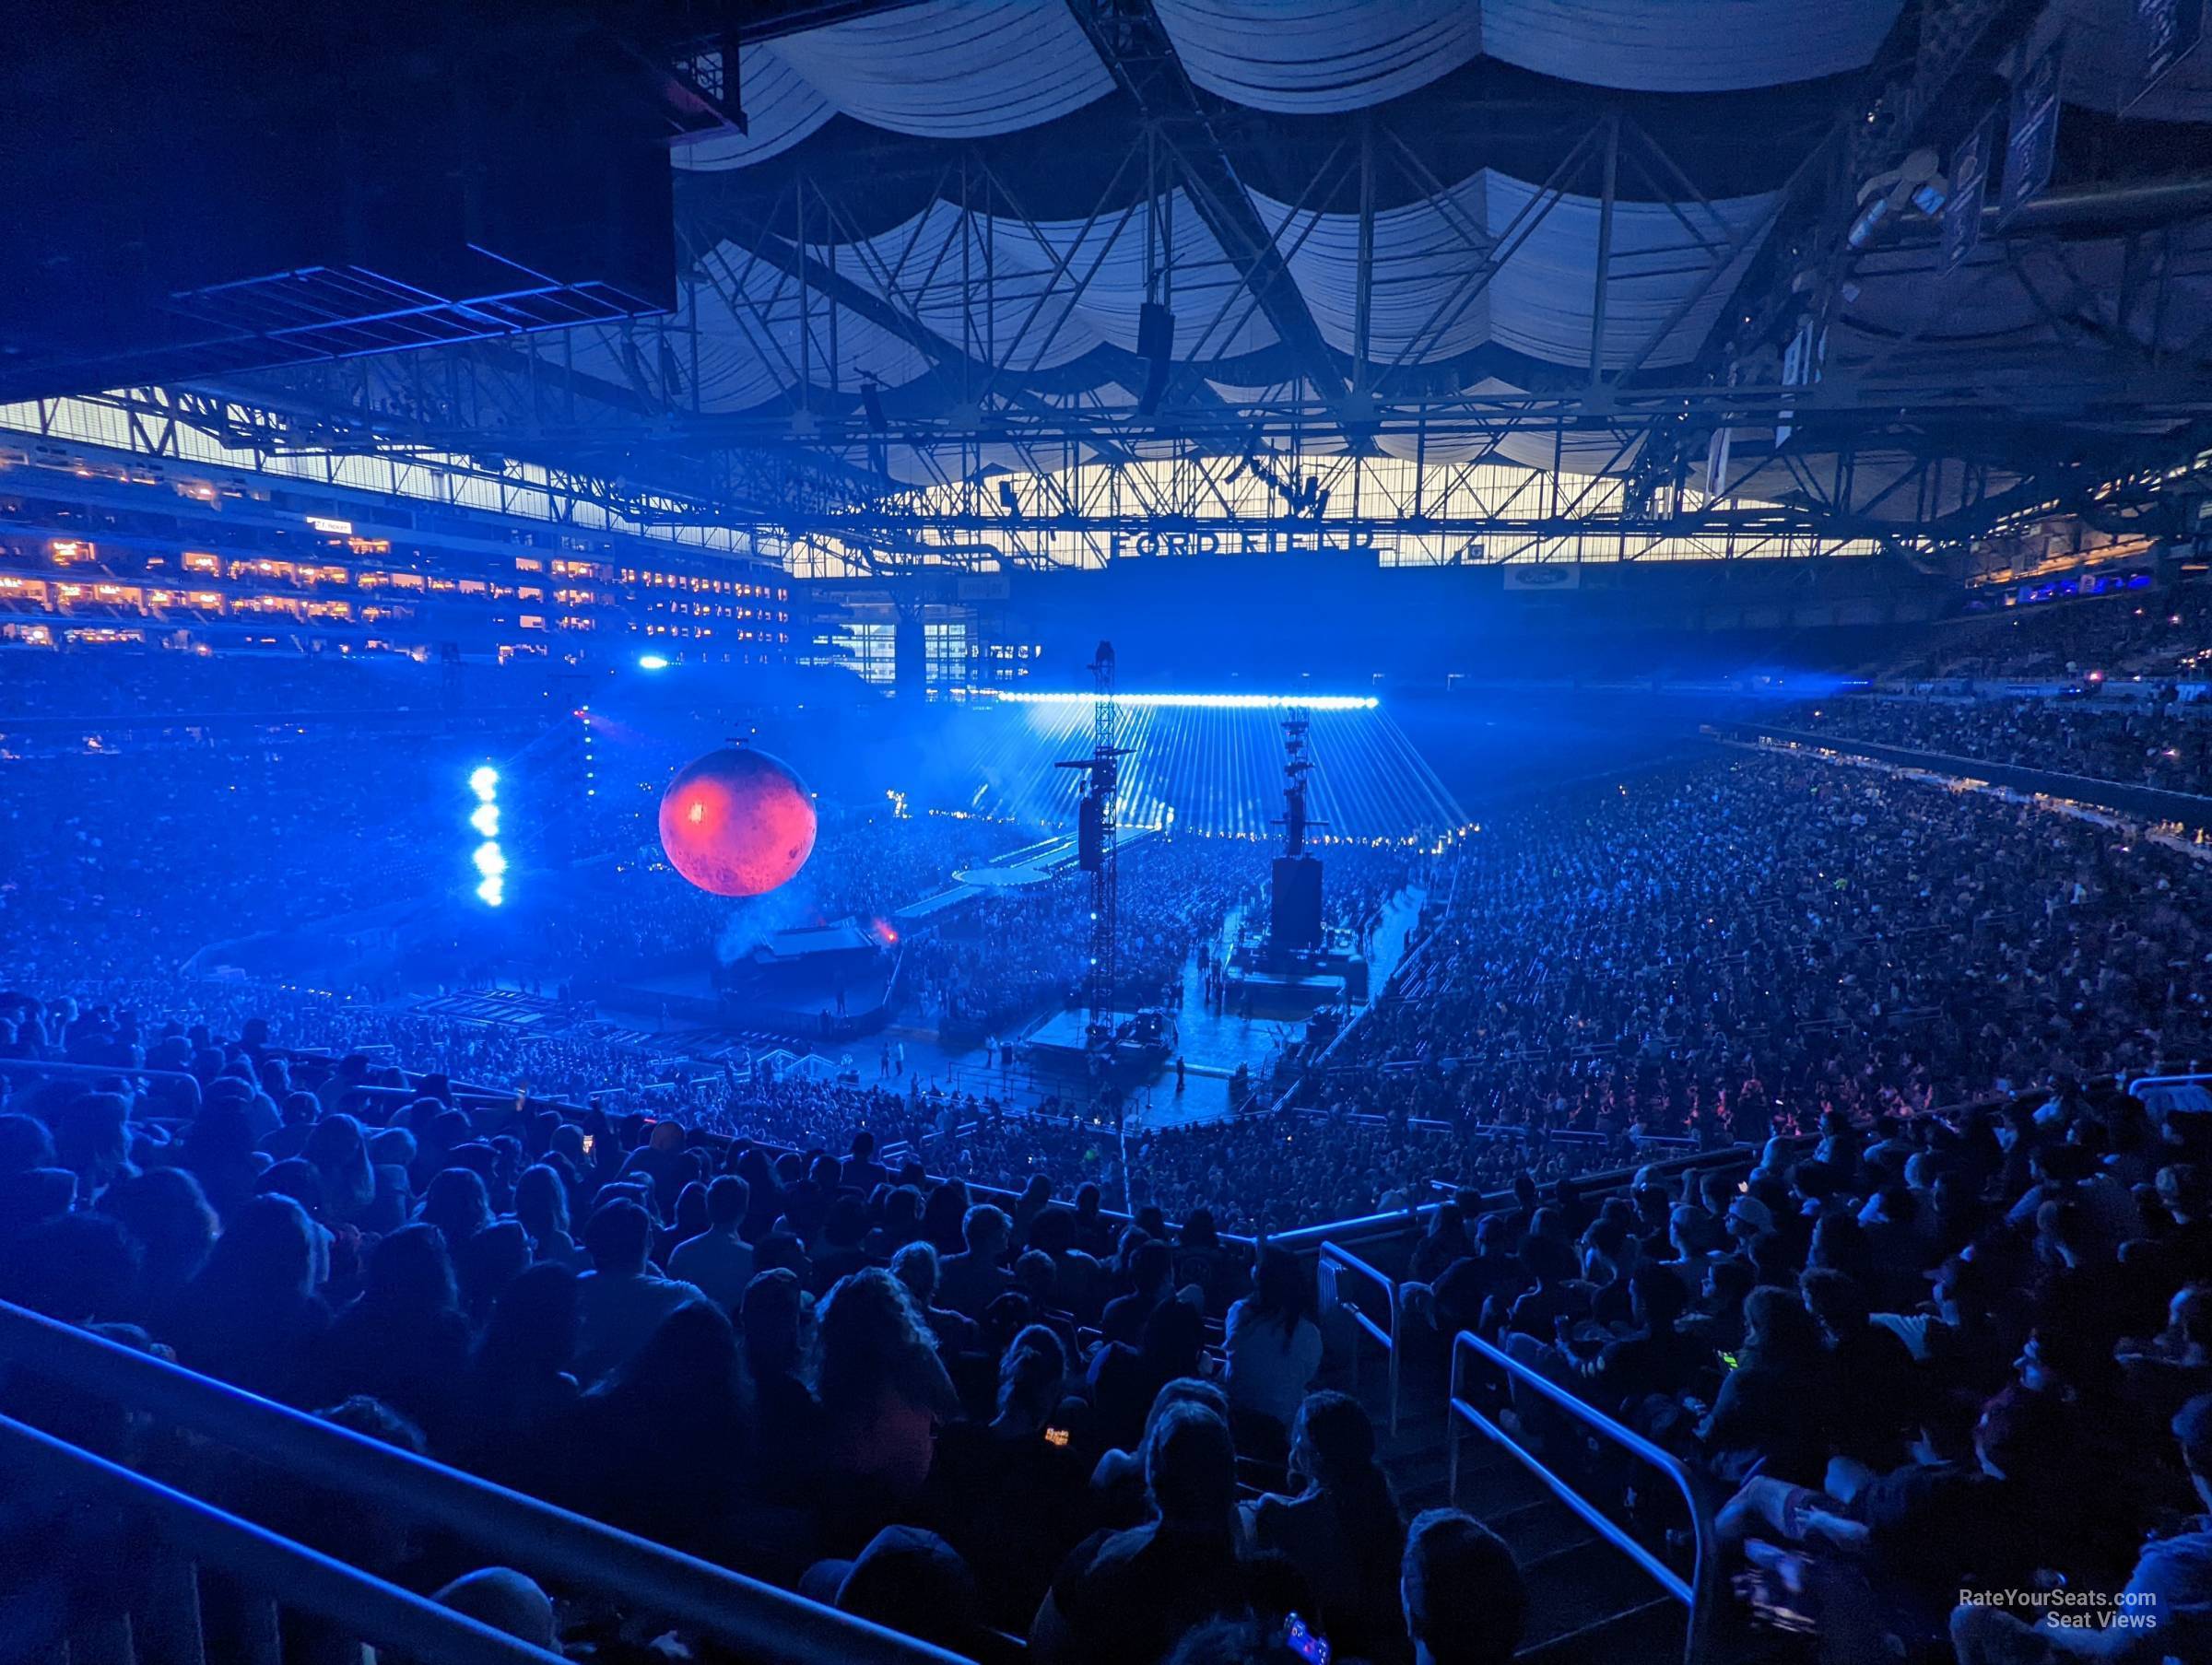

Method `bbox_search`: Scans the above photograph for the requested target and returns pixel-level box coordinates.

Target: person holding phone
[1244,1392,1407,1663]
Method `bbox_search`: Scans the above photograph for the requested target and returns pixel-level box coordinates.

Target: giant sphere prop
[657,746,817,897]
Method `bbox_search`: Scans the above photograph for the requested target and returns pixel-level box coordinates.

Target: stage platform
[597,913,894,1045]
[954,825,1156,890]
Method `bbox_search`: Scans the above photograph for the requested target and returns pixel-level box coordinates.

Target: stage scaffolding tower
[1056,639,1128,1051]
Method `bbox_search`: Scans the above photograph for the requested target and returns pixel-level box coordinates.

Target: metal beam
[705,206,1143,473]
[1066,0,1355,425]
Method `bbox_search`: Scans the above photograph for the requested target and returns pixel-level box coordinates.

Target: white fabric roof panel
[677,50,835,171]
[1479,0,1905,93]
[1152,0,1486,112]
[982,189,1281,361]
[1482,177,1774,369]
[643,171,1774,408]
[763,0,1112,138]
[1249,172,1496,364]
[1253,171,1772,369]
[676,0,1908,178]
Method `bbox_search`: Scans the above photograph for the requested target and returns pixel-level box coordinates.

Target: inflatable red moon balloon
[657,746,818,897]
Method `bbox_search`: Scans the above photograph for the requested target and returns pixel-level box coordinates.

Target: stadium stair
[1362,1366,1695,1662]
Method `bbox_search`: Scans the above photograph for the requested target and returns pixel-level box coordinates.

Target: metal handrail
[1319,1241,1401,1435]
[0,1302,968,1665]
[0,1411,559,1665]
[1268,1140,1758,1256]
[1448,1330,1712,1665]
[0,1054,203,1110]
[2129,1072,2212,1108]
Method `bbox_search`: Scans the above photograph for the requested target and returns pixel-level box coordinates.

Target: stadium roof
[88,1,2212,568]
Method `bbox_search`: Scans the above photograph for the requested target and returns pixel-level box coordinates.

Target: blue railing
[2129,1072,2212,1118]
[0,1410,559,1665]
[1448,1330,1713,1665]
[0,1054,202,1111]
[0,1301,966,1665]
[1319,1240,1401,1435]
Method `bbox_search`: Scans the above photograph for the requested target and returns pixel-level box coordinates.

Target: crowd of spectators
[1892,583,2212,683]
[10,892,2212,1657]
[0,729,494,976]
[1319,749,2212,1152]
[19,731,2212,1238]
[15,663,2212,1655]
[0,1023,1535,1664]
[1795,695,2212,798]
[1401,1067,2212,1661]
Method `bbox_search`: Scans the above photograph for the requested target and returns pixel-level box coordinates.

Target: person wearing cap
[1726,1191,1775,1247]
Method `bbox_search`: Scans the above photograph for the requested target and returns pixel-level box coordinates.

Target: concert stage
[714,920,893,1038]
[598,920,893,1044]
[1221,926,1371,1013]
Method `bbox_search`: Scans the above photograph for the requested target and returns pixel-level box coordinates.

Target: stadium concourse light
[994,691,1379,710]
[637,653,671,671]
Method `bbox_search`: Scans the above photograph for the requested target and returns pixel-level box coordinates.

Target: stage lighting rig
[468,765,504,907]
[1053,641,1132,1054]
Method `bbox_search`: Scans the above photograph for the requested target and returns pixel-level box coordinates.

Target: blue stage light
[476,875,504,907]
[637,653,671,671]
[994,691,1378,710]
[469,803,500,838]
[469,765,500,801]
[473,841,507,879]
